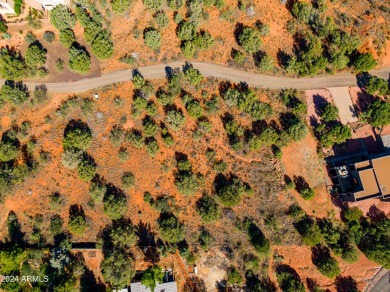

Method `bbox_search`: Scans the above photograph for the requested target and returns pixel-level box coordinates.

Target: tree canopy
[50,5,76,31]
[141,265,164,292]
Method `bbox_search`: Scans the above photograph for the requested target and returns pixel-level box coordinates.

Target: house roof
[130,281,178,292]
[354,168,380,200]
[371,156,390,196]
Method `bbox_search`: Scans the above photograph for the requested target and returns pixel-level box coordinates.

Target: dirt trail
[3,62,389,93]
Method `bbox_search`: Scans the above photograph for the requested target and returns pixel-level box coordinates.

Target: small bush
[154,11,169,29]
[184,67,203,85]
[227,266,242,285]
[196,195,220,223]
[166,110,185,131]
[61,149,83,169]
[68,44,91,73]
[144,29,161,49]
[43,31,55,42]
[59,29,76,48]
[50,4,76,31]
[299,187,315,200]
[238,27,262,53]
[121,172,135,188]
[343,207,363,222]
[352,53,377,72]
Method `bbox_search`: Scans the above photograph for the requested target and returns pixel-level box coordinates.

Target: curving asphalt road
[2,61,390,93]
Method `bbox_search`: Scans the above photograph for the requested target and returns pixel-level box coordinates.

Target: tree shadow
[64,119,91,137]
[367,204,386,221]
[7,211,24,244]
[80,266,106,292]
[335,275,359,292]
[136,221,160,263]
[276,49,291,68]
[293,175,310,193]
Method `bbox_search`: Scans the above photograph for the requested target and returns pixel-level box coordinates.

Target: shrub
[364,100,390,127]
[194,31,214,50]
[365,76,389,96]
[0,50,24,80]
[61,149,83,169]
[89,179,107,202]
[147,140,159,156]
[0,139,19,162]
[238,27,262,53]
[50,4,76,31]
[118,147,129,162]
[84,20,103,43]
[321,103,339,122]
[299,187,315,200]
[248,222,270,254]
[25,32,36,44]
[217,178,249,206]
[59,29,76,48]
[25,43,47,68]
[318,123,351,147]
[101,250,135,288]
[110,219,137,248]
[109,125,124,146]
[154,11,169,29]
[33,85,48,104]
[111,0,132,13]
[257,55,274,71]
[357,216,390,268]
[166,110,185,131]
[291,2,312,23]
[249,127,278,150]
[343,207,363,222]
[276,270,305,292]
[103,187,128,220]
[91,31,114,59]
[227,266,242,285]
[63,126,92,150]
[143,118,158,137]
[126,130,145,149]
[141,265,164,292]
[175,173,199,195]
[0,84,28,106]
[68,44,91,73]
[184,67,203,85]
[143,0,162,9]
[158,213,185,243]
[144,29,162,50]
[155,91,172,107]
[199,229,213,250]
[298,218,322,246]
[186,100,203,119]
[50,215,63,235]
[341,245,359,263]
[55,59,65,72]
[77,157,96,182]
[43,30,55,43]
[313,249,340,278]
[121,172,135,188]
[352,53,377,72]
[132,72,145,88]
[68,206,86,235]
[196,195,220,223]
[255,21,270,36]
[233,50,245,64]
[177,21,196,41]
[181,40,196,58]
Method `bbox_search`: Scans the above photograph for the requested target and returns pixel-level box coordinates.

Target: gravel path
[2,61,389,93]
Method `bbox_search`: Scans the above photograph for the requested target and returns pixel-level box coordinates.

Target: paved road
[3,61,390,93]
[369,271,390,292]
